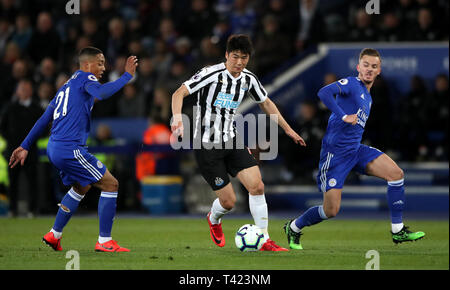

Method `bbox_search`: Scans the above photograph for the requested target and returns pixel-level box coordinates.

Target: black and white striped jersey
[183,62,268,144]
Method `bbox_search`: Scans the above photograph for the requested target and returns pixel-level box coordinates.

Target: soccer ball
[234,224,265,252]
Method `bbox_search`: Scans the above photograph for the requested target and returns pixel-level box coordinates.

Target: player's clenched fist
[342,114,358,125]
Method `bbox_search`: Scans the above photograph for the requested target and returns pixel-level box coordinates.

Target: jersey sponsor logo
[328,178,337,187]
[215,177,224,186]
[356,108,369,128]
[213,92,240,109]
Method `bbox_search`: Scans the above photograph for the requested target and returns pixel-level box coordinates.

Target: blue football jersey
[322,77,373,151]
[49,70,99,145]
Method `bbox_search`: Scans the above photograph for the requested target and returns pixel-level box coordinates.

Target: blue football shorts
[47,141,106,187]
[316,144,384,193]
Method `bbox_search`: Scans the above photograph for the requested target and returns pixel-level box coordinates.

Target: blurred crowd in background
[0,0,448,215]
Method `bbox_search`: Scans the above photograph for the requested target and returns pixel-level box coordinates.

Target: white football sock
[290,221,301,233]
[249,194,269,239]
[50,228,62,239]
[209,198,230,224]
[98,236,112,244]
[391,223,404,234]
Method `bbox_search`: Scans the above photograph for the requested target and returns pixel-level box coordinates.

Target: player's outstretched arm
[85,56,138,100]
[258,98,306,146]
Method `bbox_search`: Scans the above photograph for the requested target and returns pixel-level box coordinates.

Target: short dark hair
[226,34,253,56]
[359,48,381,61]
[78,46,103,63]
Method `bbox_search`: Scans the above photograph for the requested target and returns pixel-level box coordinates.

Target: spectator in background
[152,86,172,124]
[117,83,146,118]
[27,11,61,64]
[173,37,195,70]
[106,17,128,64]
[365,76,394,152]
[195,36,223,67]
[98,0,120,32]
[378,11,403,42]
[1,57,28,107]
[0,16,13,56]
[408,8,443,41]
[0,79,44,217]
[214,0,234,19]
[54,73,69,92]
[182,0,217,46]
[81,16,107,52]
[157,17,179,53]
[34,57,57,85]
[261,0,299,44]
[37,81,54,110]
[296,0,324,51]
[156,59,190,95]
[211,16,232,52]
[152,38,173,77]
[425,74,449,160]
[395,0,418,31]
[348,8,378,41]
[229,0,257,38]
[0,0,17,23]
[397,75,429,161]
[280,100,323,182]
[10,13,32,53]
[135,113,176,181]
[61,25,81,72]
[254,14,292,77]
[127,37,145,59]
[146,0,183,38]
[135,56,157,112]
[108,55,128,82]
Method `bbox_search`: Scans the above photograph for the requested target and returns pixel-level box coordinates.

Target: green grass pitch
[0,216,448,270]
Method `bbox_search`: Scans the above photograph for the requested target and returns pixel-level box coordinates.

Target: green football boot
[391,226,425,244]
[283,220,303,250]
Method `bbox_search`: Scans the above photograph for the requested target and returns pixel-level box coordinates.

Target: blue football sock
[52,188,84,232]
[294,205,328,230]
[98,191,118,238]
[387,179,405,224]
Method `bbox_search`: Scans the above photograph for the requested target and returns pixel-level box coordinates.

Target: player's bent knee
[102,177,119,192]
[324,206,339,218]
[249,181,264,195]
[221,198,235,210]
[388,167,404,182]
